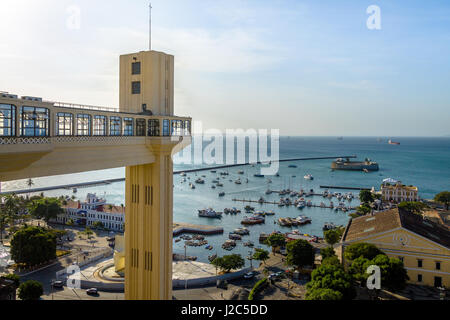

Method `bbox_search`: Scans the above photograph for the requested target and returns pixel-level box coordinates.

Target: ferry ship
[331,158,379,171]
[198,208,222,219]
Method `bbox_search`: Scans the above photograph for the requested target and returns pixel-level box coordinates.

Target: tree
[344,243,384,262]
[398,201,427,215]
[324,227,344,245]
[211,254,245,273]
[27,197,63,223]
[18,280,43,300]
[0,194,23,241]
[92,221,104,229]
[306,263,356,300]
[356,204,371,216]
[10,226,57,266]
[367,254,409,292]
[66,219,75,226]
[1,274,20,288]
[320,247,337,260]
[265,233,286,253]
[286,239,315,271]
[252,248,270,265]
[305,288,343,300]
[321,256,341,266]
[434,191,450,210]
[359,190,374,204]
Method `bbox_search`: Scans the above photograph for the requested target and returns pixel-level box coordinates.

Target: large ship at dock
[331,158,379,171]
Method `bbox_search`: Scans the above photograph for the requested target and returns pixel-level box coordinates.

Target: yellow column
[124,148,174,300]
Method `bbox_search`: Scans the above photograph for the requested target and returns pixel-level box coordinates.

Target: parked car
[86,288,98,295]
[243,271,256,279]
[51,280,64,288]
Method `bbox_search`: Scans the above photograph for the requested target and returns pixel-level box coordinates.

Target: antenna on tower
[149,2,152,50]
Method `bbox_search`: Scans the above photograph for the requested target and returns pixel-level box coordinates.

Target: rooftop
[342,208,450,248]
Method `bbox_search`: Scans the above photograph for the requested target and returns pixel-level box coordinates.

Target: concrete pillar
[124,145,174,300]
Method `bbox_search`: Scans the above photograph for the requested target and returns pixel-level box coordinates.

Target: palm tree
[25,179,34,198]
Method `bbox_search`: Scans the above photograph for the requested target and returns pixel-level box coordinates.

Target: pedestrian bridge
[0,96,191,181]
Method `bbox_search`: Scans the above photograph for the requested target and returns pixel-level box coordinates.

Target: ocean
[2,137,449,266]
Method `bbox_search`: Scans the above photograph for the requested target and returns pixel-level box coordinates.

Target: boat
[208,254,218,262]
[363,168,369,173]
[237,170,244,174]
[235,179,242,185]
[216,183,224,187]
[265,210,275,216]
[222,240,236,250]
[258,197,265,204]
[180,172,187,177]
[296,215,312,225]
[195,178,205,184]
[229,233,242,240]
[243,241,254,247]
[241,216,265,225]
[288,165,298,168]
[198,208,222,219]
[210,170,217,173]
[259,233,269,243]
[233,227,250,235]
[296,201,306,209]
[189,183,196,189]
[254,174,265,178]
[331,157,379,171]
[323,222,336,231]
[265,189,272,195]
[218,192,225,197]
[304,174,314,180]
[388,140,400,145]
[211,185,216,189]
[244,205,255,212]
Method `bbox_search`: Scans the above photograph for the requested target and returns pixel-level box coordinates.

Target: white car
[243,272,256,279]
[86,288,98,295]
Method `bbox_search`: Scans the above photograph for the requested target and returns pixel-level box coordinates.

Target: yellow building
[381,180,419,203]
[341,209,450,288]
[0,49,192,300]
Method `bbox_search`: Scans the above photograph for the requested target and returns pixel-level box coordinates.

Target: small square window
[132,81,141,94]
[132,62,141,75]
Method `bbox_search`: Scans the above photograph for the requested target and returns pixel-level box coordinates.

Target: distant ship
[388,140,400,145]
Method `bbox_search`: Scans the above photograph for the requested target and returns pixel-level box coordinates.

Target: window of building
[434,277,442,288]
[184,120,191,136]
[417,274,422,282]
[0,104,15,136]
[136,119,146,136]
[110,116,121,136]
[418,259,423,268]
[148,119,160,136]
[93,115,107,136]
[56,113,73,136]
[123,118,134,136]
[436,262,441,270]
[162,119,170,136]
[77,114,91,136]
[20,106,49,137]
[171,120,183,136]
[132,62,141,75]
[132,81,141,94]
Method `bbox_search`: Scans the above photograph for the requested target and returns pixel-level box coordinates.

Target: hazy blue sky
[0,0,449,136]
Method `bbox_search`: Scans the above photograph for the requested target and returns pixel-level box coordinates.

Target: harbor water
[2,137,449,267]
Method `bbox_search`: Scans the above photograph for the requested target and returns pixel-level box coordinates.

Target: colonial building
[53,193,125,232]
[381,179,419,203]
[341,209,450,288]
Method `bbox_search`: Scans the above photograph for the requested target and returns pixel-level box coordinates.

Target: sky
[0,0,449,136]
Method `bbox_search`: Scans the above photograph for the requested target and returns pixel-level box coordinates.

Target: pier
[0,155,357,196]
[231,198,357,210]
[320,185,371,191]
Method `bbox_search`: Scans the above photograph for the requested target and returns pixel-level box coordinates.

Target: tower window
[132,62,141,75]
[132,81,141,94]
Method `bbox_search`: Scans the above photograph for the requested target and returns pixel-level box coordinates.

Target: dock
[231,198,356,210]
[320,185,371,191]
[172,223,224,236]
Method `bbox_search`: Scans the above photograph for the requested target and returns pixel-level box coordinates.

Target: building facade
[341,209,450,288]
[381,181,419,203]
[54,193,125,232]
